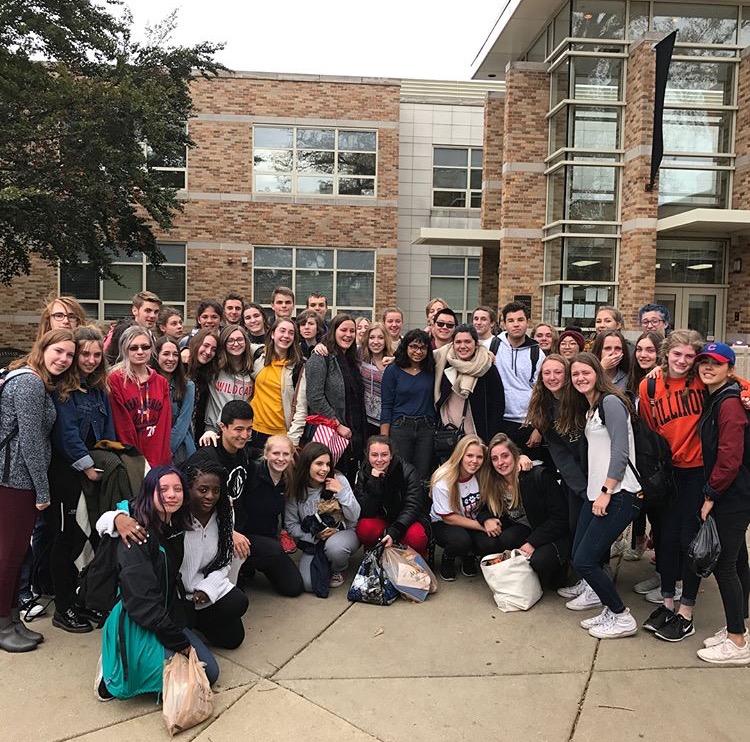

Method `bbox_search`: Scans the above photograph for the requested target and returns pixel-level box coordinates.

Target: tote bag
[480,550,542,612]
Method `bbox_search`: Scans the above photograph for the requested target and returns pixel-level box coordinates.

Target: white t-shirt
[430,475,481,522]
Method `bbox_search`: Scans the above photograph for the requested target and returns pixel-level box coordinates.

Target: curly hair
[181,456,234,575]
[393,328,435,372]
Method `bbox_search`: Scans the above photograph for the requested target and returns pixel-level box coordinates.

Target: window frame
[252,125,378,198]
[58,244,187,322]
[252,246,377,317]
[432,146,483,209]
[429,255,480,324]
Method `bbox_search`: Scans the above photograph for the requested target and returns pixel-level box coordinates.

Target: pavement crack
[568,639,600,741]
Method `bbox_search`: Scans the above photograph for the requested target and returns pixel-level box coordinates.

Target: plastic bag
[347,544,399,606]
[480,550,543,612]
[688,514,722,578]
[162,647,214,736]
[381,545,438,602]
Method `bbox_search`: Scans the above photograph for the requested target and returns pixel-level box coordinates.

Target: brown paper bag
[162,647,214,736]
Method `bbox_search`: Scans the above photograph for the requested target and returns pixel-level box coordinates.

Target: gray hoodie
[493,332,543,423]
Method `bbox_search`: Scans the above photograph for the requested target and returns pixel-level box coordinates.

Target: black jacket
[436,365,505,444]
[235,459,286,539]
[699,381,750,514]
[477,466,570,555]
[116,524,189,652]
[355,456,429,542]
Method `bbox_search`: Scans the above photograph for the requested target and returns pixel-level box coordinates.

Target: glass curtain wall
[540,1,742,327]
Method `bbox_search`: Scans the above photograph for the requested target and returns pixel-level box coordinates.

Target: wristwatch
[600,486,611,495]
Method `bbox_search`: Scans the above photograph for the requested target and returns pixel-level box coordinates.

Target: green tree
[0,0,224,284]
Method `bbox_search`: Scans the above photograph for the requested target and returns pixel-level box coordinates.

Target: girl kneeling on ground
[284,443,361,592]
[355,435,430,556]
[476,433,570,589]
[95,466,218,701]
[181,456,249,650]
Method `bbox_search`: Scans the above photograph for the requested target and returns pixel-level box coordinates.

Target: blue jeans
[572,491,641,613]
[389,415,435,484]
[164,628,219,685]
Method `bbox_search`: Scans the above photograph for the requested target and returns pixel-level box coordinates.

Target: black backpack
[76,534,121,616]
[597,392,676,507]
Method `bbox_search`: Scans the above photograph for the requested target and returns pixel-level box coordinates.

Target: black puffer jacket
[116,523,189,652]
[355,456,430,542]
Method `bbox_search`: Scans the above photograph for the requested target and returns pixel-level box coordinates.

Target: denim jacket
[53,383,116,471]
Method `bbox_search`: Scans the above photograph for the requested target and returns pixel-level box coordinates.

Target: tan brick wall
[0,255,58,351]
[496,65,547,319]
[619,39,659,330]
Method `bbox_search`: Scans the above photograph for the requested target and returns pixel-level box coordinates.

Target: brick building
[2,73,501,346]
[471,0,750,342]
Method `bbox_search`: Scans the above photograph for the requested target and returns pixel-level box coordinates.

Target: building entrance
[655,288,725,342]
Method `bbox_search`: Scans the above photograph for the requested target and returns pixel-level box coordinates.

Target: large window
[145,142,187,190]
[655,239,726,285]
[253,247,375,316]
[429,256,479,323]
[432,147,482,208]
[59,244,187,320]
[253,126,377,197]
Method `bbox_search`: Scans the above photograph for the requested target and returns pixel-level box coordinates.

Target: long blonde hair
[478,433,521,517]
[430,434,486,513]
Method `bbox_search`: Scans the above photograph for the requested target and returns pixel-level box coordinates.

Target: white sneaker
[703,626,750,648]
[588,608,638,639]
[633,575,661,594]
[566,585,602,611]
[697,638,750,665]
[645,585,682,604]
[580,607,613,630]
[329,571,345,588]
[557,579,586,599]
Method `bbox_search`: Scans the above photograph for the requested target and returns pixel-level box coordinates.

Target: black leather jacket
[355,456,429,542]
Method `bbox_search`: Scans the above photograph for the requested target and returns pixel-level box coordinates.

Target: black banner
[647,31,677,191]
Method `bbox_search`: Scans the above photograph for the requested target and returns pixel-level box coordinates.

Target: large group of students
[0,288,749,705]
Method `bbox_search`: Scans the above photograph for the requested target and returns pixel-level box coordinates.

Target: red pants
[0,486,37,616]
[356,517,429,557]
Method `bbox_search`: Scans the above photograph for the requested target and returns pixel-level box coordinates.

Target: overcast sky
[120,0,501,79]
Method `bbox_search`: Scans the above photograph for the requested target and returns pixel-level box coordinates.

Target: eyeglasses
[408,344,427,352]
[129,344,151,352]
[434,321,455,329]
[227,338,246,346]
[50,312,80,323]
[641,318,665,327]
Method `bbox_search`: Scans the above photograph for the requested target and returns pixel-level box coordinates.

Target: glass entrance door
[655,288,724,341]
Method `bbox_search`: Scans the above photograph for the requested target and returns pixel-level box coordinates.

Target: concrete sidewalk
[2,553,749,742]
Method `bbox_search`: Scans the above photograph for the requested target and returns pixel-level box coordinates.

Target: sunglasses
[434,321,455,329]
[129,344,152,352]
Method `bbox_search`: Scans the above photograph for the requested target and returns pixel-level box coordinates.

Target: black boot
[0,616,38,653]
[10,608,43,644]
[52,607,93,634]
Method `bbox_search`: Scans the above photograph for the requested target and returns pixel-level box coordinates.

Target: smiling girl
[558,352,640,639]
[430,435,502,581]
[153,335,195,464]
[181,457,248,649]
[476,433,569,588]
[0,329,77,653]
[250,318,304,449]
[359,321,394,439]
[284,443,361,593]
[50,326,115,633]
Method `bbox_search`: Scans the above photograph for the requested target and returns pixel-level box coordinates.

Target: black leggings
[432,520,504,558]
[188,587,249,649]
[242,534,304,597]
[712,508,750,635]
[48,457,88,612]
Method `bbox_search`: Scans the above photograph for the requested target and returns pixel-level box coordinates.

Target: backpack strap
[0,368,36,482]
[489,335,501,354]
[647,376,656,411]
